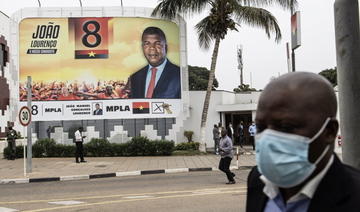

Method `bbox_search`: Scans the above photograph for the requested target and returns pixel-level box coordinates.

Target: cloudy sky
[1,0,338,90]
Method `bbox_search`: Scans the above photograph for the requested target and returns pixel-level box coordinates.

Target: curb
[0,165,253,185]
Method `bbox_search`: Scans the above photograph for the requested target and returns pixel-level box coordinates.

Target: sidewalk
[0,148,256,184]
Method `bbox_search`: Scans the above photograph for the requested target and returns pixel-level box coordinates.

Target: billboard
[291,11,301,50]
[19,17,182,121]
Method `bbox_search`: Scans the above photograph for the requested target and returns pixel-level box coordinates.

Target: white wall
[184,90,260,148]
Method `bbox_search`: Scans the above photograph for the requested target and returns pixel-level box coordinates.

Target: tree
[153,0,297,151]
[189,65,219,90]
[319,67,337,87]
[233,84,256,92]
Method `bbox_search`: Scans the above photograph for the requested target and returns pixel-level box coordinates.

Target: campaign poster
[19,17,182,121]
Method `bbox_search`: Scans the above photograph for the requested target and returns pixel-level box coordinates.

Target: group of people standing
[212,121,257,185]
[213,121,257,152]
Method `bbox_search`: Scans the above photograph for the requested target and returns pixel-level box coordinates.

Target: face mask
[255,118,331,188]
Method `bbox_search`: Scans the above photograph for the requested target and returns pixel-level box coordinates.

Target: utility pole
[237,45,244,86]
[334,0,360,169]
[26,76,32,173]
[290,9,301,72]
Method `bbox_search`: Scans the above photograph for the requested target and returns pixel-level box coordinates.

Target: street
[0,169,250,212]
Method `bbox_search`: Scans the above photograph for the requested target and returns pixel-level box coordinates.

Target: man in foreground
[246,72,360,211]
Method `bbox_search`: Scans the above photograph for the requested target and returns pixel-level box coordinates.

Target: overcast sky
[1,0,338,90]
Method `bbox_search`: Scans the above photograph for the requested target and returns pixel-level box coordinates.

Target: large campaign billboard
[19,17,182,121]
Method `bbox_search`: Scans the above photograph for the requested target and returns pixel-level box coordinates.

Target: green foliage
[319,67,337,87]
[32,138,57,157]
[153,140,175,156]
[3,145,24,159]
[3,137,175,158]
[126,137,150,156]
[85,138,111,157]
[175,142,200,151]
[184,131,194,142]
[188,65,218,90]
[233,84,257,93]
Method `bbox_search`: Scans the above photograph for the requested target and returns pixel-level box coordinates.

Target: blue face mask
[255,118,331,188]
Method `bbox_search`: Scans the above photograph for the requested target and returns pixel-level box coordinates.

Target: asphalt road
[0,169,250,212]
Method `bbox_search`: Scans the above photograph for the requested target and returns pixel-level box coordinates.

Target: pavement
[0,146,256,184]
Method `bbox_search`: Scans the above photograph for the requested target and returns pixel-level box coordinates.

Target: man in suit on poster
[128,26,180,99]
[246,72,360,212]
[93,103,103,115]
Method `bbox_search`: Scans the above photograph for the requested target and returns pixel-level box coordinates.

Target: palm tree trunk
[199,37,221,152]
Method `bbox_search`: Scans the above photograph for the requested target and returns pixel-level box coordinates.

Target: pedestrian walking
[6,126,17,160]
[248,122,256,150]
[74,127,86,163]
[218,129,235,184]
[213,124,220,155]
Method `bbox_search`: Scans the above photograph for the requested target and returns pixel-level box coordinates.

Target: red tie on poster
[146,67,157,98]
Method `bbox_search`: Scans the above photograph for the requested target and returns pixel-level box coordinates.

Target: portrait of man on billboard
[128,26,181,99]
[93,103,103,115]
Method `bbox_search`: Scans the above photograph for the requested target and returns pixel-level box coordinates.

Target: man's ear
[325,119,339,145]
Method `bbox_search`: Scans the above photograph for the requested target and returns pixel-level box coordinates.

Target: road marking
[0,186,247,204]
[123,196,154,199]
[22,189,246,212]
[48,201,84,205]
[0,207,18,212]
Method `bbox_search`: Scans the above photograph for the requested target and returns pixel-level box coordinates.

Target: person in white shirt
[248,122,257,150]
[74,127,86,163]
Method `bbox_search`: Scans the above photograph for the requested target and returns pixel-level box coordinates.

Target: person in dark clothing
[238,121,244,148]
[246,72,360,212]
[6,126,17,160]
[219,129,235,184]
[213,124,220,155]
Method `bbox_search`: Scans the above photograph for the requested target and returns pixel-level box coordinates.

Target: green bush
[126,137,150,156]
[32,138,57,157]
[3,145,24,159]
[3,137,175,158]
[84,138,111,157]
[184,131,194,142]
[153,140,175,156]
[109,143,127,156]
[175,142,200,151]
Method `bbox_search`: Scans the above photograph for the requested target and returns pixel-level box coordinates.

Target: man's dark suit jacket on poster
[129,60,181,98]
[93,109,103,115]
[246,155,360,212]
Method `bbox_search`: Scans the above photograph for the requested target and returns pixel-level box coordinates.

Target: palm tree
[152,0,297,152]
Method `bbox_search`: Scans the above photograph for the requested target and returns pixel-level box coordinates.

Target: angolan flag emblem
[132,102,150,114]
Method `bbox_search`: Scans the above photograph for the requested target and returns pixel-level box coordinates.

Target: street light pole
[334,0,360,169]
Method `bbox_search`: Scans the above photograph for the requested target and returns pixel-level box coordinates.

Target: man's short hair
[95,103,100,107]
[142,26,167,43]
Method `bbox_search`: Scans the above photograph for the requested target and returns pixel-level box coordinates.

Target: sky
[1,0,338,90]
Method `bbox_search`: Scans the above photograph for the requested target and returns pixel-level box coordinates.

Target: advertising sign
[19,17,182,121]
[291,11,301,50]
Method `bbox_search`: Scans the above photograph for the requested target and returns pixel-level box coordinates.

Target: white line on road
[0,207,18,212]
[123,196,154,199]
[48,201,85,205]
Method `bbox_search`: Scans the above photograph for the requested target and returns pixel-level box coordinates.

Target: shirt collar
[149,58,167,71]
[260,155,334,203]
